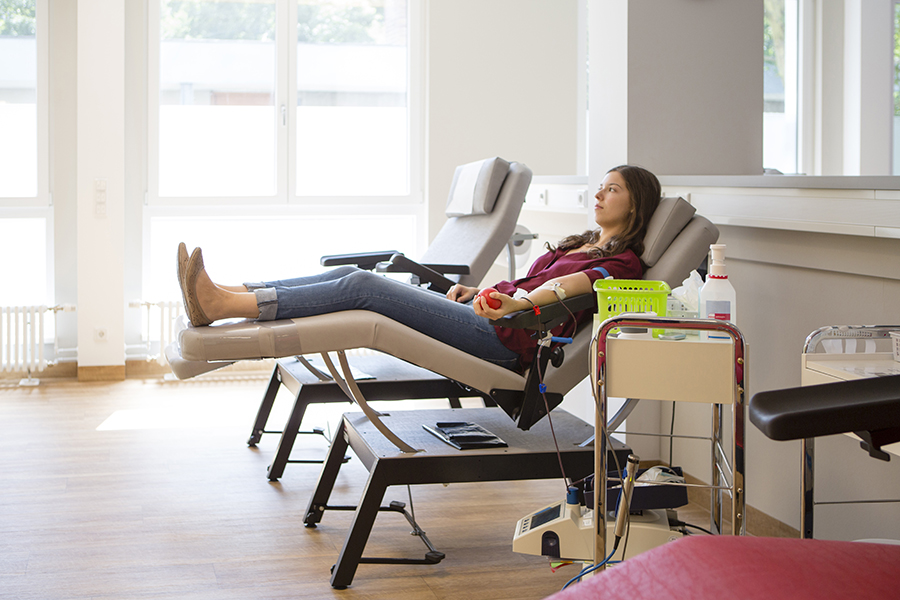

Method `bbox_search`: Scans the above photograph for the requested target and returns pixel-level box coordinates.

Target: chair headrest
[446,157,511,217]
[642,196,696,267]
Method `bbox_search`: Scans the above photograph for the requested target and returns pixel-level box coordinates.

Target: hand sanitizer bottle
[699,244,736,341]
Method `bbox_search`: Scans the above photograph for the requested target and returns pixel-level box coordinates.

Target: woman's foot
[182,247,214,326]
[180,247,261,325]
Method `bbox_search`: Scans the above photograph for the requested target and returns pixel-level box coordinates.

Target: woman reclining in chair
[178,165,661,372]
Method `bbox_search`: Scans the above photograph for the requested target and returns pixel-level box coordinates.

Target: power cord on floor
[669,400,676,465]
[670,518,714,536]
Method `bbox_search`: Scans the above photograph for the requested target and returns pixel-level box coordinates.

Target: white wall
[426,0,581,245]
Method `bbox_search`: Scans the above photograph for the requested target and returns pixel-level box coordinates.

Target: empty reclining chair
[321,156,533,293]
[165,193,718,478]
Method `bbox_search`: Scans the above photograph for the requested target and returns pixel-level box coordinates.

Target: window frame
[0,0,50,208]
[146,0,423,207]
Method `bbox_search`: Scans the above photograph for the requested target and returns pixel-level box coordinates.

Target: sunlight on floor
[95,397,258,431]
[94,387,482,432]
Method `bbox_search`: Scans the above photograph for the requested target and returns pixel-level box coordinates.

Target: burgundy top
[492,248,643,370]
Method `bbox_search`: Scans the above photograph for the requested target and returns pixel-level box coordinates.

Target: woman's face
[593,170,633,232]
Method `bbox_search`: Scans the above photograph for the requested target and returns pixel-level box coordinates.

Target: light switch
[94,178,107,217]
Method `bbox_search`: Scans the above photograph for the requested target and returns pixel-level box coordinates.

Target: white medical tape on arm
[539,281,567,301]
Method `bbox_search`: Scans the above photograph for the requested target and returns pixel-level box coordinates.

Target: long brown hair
[549,165,661,263]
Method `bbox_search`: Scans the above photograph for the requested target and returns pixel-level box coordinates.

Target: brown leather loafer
[182,247,213,327]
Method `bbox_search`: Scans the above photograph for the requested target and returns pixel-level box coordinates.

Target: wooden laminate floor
[0,376,711,600]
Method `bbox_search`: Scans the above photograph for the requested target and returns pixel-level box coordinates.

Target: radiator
[0,305,56,383]
[131,300,183,366]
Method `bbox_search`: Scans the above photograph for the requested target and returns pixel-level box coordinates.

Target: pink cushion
[544,536,900,600]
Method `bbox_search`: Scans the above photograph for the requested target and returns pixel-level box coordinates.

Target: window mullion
[146,0,161,203]
[37,0,50,205]
[285,0,297,203]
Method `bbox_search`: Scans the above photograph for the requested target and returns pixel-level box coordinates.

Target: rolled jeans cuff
[244,282,267,291]
[252,287,278,321]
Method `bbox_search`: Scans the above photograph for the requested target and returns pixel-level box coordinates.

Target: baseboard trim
[77,365,126,382]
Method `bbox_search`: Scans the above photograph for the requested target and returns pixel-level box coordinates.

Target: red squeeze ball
[477,287,502,309]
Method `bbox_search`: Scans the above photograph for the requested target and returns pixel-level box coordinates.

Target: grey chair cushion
[641,197,696,267]
[425,161,531,287]
[445,157,511,217]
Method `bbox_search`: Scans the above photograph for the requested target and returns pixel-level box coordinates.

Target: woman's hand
[446,284,478,303]
[473,291,531,319]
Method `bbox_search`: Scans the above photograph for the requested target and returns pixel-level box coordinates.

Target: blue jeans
[245,266,521,370]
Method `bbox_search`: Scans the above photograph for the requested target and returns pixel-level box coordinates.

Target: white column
[76,0,126,377]
[813,0,845,176]
[589,0,764,188]
[842,0,893,176]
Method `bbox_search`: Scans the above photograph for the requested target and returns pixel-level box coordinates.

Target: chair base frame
[247,354,492,480]
[304,407,629,589]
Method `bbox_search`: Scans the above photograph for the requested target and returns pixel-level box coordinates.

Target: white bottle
[698,244,736,341]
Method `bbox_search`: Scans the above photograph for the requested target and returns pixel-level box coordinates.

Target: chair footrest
[357,551,445,565]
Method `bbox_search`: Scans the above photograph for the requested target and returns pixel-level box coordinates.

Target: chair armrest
[489,293,596,331]
[375,253,458,294]
[320,250,401,271]
[750,374,900,441]
[420,263,470,276]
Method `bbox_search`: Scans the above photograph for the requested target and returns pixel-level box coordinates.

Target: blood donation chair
[166,157,531,467]
[163,189,718,588]
[165,188,718,478]
[540,370,900,600]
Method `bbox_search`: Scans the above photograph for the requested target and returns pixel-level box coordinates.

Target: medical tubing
[531,299,579,492]
[535,343,569,492]
[521,297,538,313]
[561,548,617,590]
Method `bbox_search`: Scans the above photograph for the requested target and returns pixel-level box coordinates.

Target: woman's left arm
[473,272,592,319]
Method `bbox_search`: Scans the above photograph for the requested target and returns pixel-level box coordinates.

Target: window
[156,0,278,198]
[144,213,416,302]
[0,0,51,308]
[0,217,49,306]
[0,0,48,203]
[295,0,409,196]
[144,0,421,300]
[148,0,418,203]
[763,0,799,174]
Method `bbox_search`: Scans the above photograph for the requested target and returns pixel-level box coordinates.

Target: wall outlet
[94,327,108,342]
